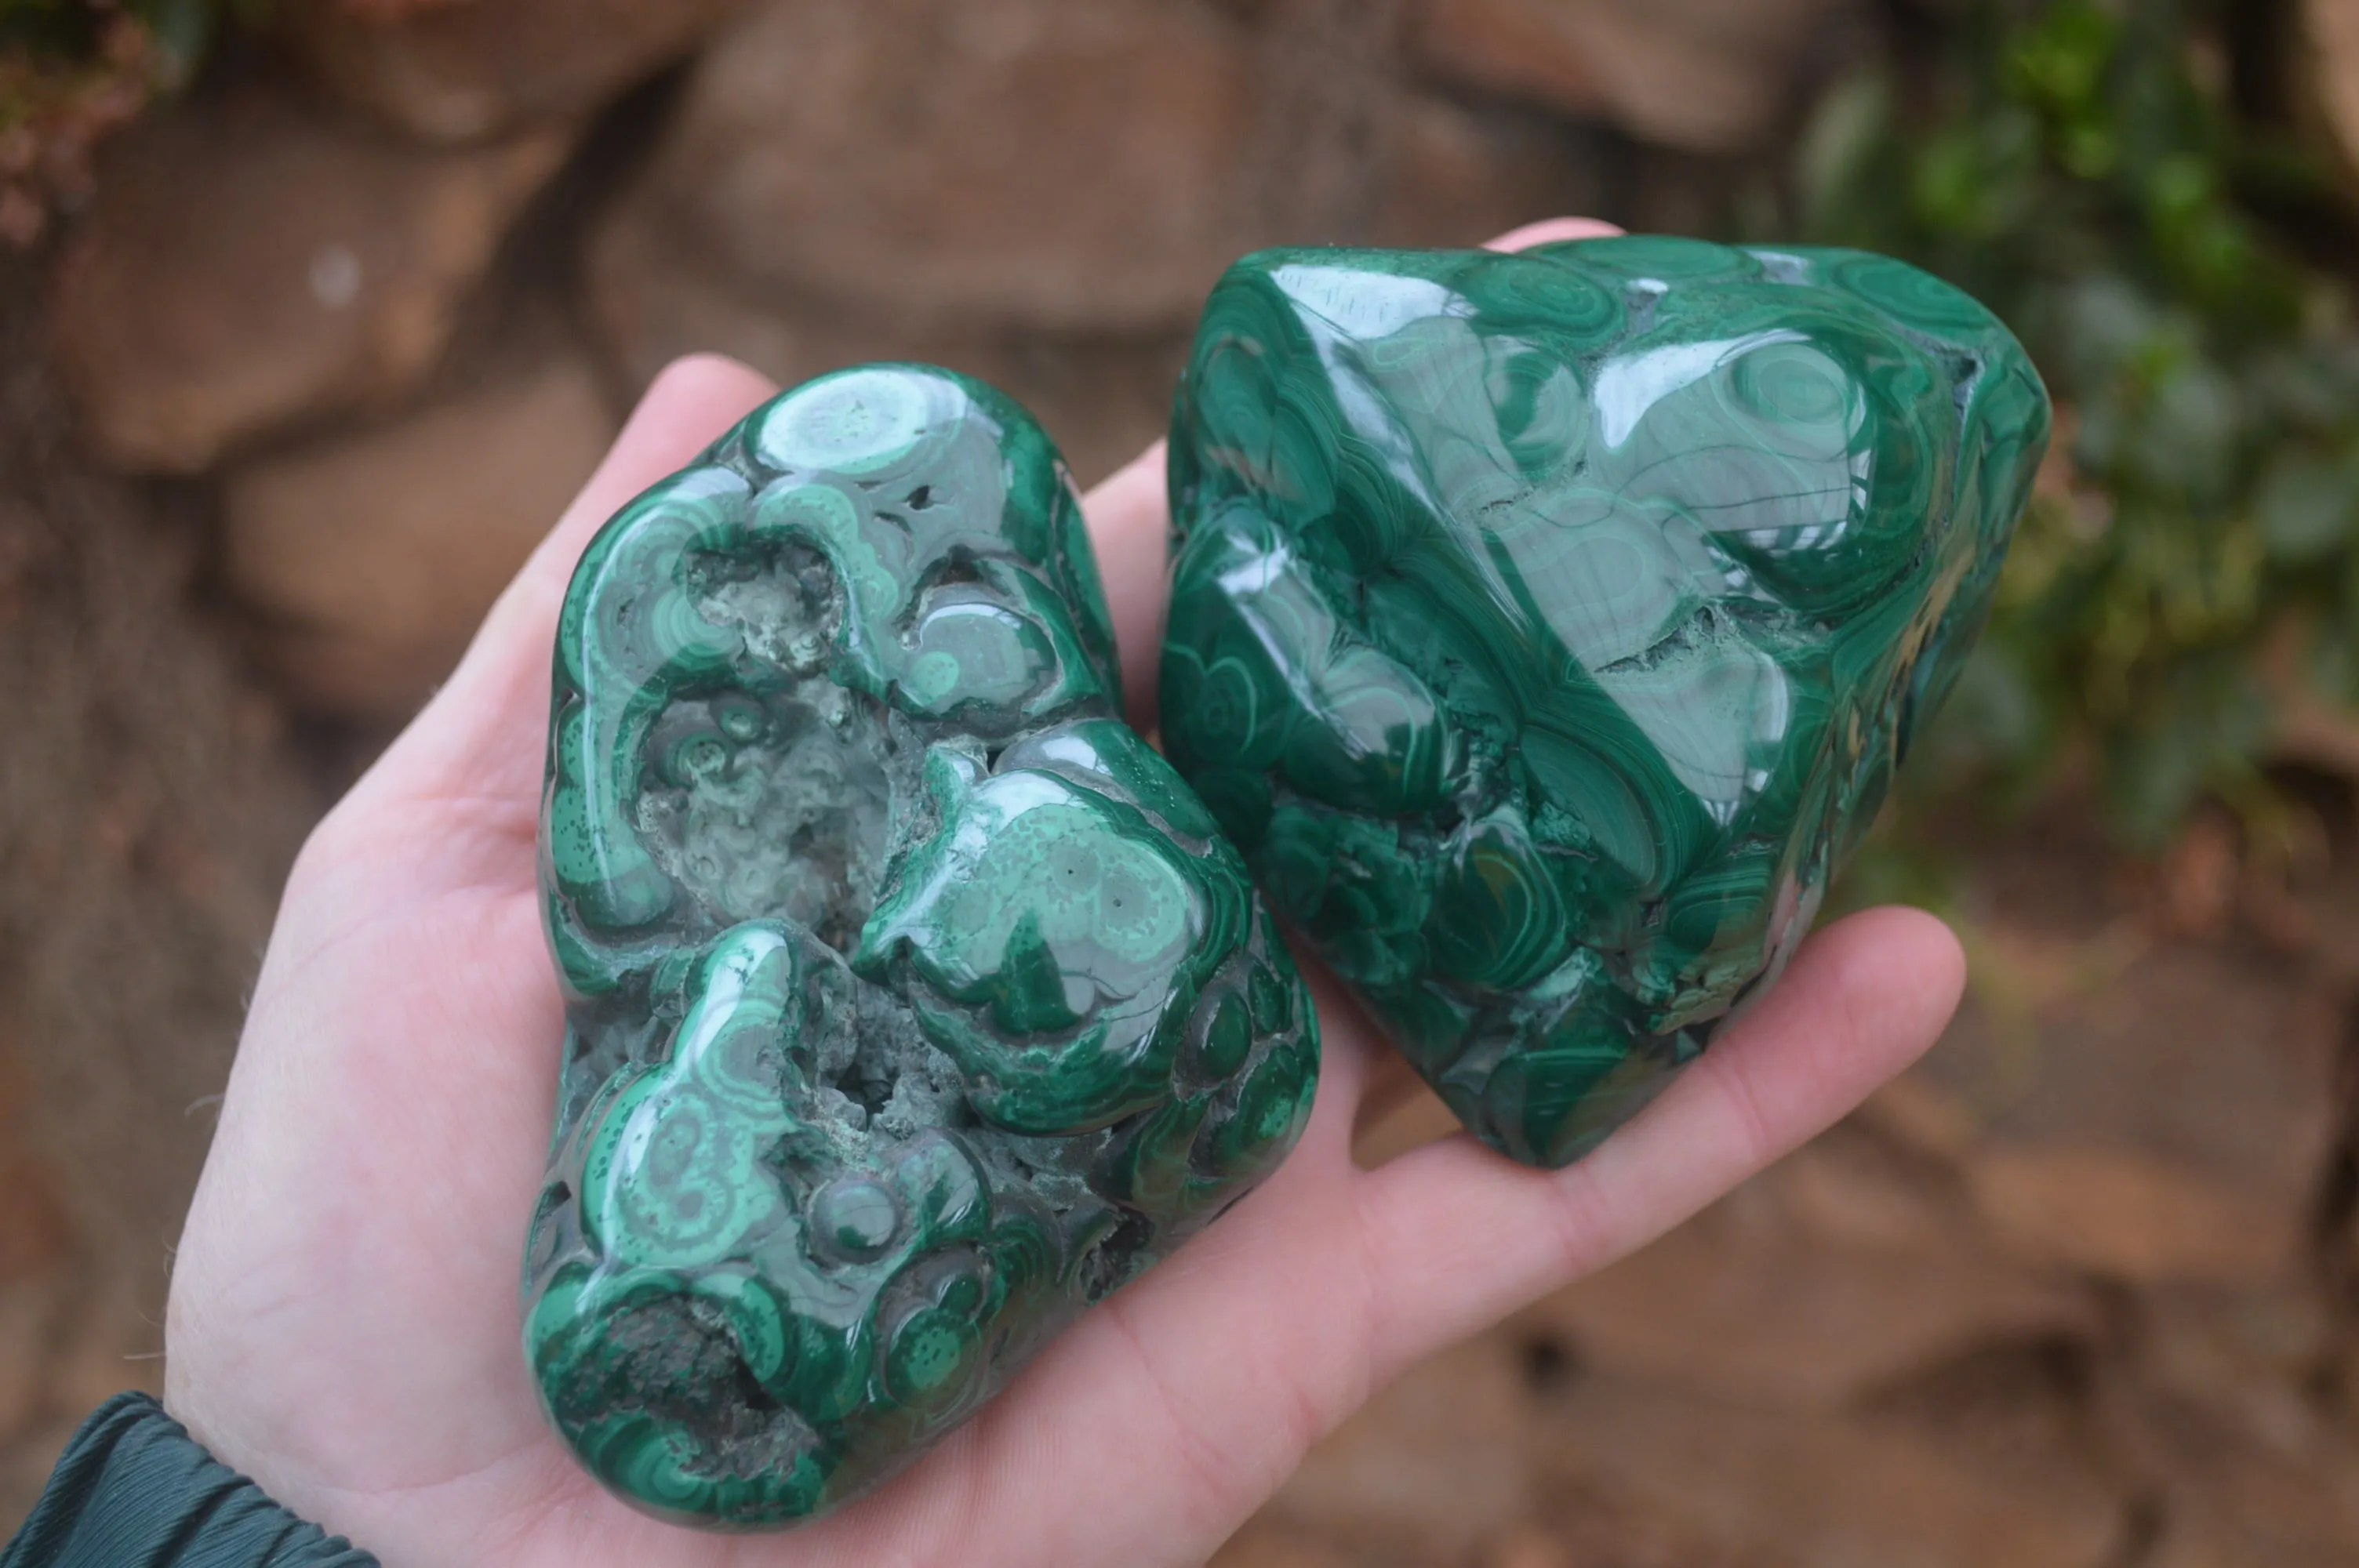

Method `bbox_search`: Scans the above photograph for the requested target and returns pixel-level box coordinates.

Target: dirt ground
[7,2,2359,1562]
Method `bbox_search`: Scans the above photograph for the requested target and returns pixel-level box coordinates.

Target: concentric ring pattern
[1163,238,2048,1168]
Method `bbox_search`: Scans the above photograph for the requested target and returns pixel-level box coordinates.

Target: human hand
[163,219,1967,1567]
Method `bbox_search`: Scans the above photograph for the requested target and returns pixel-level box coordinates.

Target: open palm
[162,220,1966,1568]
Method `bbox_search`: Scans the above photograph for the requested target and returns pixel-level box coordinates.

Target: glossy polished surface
[1162,237,2048,1167]
[527,365,1317,1527]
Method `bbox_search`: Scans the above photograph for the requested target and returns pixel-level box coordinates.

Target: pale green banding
[1165,237,2048,1167]
[529,363,1317,1529]
[758,367,934,476]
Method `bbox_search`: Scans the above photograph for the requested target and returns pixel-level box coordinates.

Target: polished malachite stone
[1161,237,2048,1168]
[525,365,1318,1528]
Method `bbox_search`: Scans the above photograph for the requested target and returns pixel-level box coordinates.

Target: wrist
[2,1392,377,1568]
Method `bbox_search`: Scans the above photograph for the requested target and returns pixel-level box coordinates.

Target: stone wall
[24,4,2359,1565]
[42,0,1864,725]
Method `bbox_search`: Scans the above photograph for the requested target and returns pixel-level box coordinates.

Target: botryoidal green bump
[1161,237,2049,1168]
[525,364,1318,1528]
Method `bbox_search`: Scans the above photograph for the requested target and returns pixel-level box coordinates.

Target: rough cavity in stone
[1161,237,2052,1170]
[526,364,1318,1529]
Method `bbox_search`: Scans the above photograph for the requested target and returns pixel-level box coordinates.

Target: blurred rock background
[8,0,2359,1563]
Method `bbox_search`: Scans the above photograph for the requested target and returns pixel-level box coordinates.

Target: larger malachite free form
[525,365,1317,1528]
[1162,237,2048,1168]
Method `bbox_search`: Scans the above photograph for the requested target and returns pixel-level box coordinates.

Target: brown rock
[0,1059,71,1287]
[2299,0,2359,192]
[0,1153,71,1283]
[611,0,1574,345]
[224,353,616,719]
[282,0,751,144]
[1534,1475,1775,1568]
[1409,0,1860,153]
[630,0,1268,336]
[0,1283,57,1443]
[2103,1377,2359,1568]
[1926,938,2340,1288]
[49,82,569,473]
[1206,1520,1363,1568]
[1255,1339,1538,1564]
[45,1276,164,1415]
[1854,1072,1982,1165]
[1541,1376,2125,1568]
[1480,1527,1575,1568]
[587,213,1183,488]
[590,28,1588,480]
[2134,1285,2337,1461]
[0,244,322,1524]
[1518,1133,2098,1410]
[587,212,809,394]
[1371,93,1601,250]
[2242,794,2359,987]
[1966,1145,2295,1287]
[1352,1076,1463,1167]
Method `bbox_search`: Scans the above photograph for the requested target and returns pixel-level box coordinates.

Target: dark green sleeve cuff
[2,1394,376,1568]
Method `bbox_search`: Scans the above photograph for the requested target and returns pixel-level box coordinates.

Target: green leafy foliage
[1793,0,2359,846]
[0,0,250,72]
[0,0,264,241]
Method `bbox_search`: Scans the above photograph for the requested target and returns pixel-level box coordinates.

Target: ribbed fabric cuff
[2,1394,376,1568]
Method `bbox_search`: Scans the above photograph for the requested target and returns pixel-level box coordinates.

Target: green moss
[1790,0,2359,847]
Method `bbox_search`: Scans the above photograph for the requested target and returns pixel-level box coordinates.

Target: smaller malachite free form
[525,364,1317,1528]
[1161,236,2050,1168]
